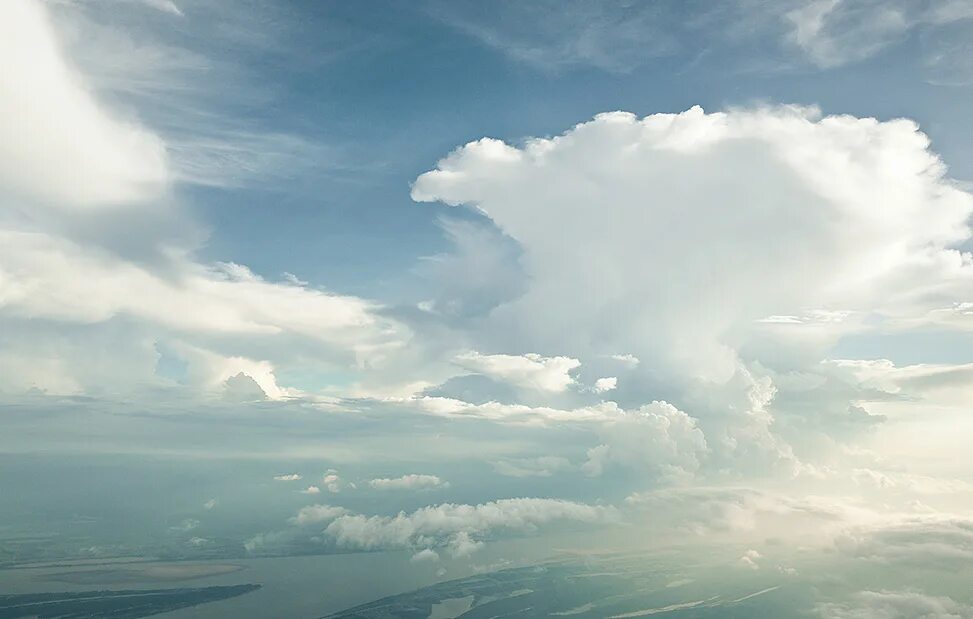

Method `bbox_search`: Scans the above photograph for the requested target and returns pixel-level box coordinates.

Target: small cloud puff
[738,549,762,570]
[593,377,617,393]
[410,548,440,563]
[322,470,342,493]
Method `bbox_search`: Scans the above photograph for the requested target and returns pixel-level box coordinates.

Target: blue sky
[4,1,973,615]
[126,0,973,295]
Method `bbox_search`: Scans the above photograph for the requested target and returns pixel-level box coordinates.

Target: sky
[3,0,973,616]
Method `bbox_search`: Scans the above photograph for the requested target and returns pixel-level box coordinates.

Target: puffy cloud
[413,104,973,473]
[413,106,972,377]
[816,590,973,619]
[322,470,343,494]
[290,504,349,526]
[274,474,303,482]
[410,548,440,563]
[368,474,449,491]
[593,377,617,393]
[738,548,762,570]
[323,498,617,556]
[581,401,707,479]
[453,351,580,393]
[300,486,321,495]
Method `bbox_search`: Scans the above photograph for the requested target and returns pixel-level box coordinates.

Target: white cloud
[368,474,448,491]
[0,0,409,400]
[410,548,440,562]
[203,498,217,510]
[322,470,342,494]
[0,0,168,209]
[581,401,707,480]
[816,590,973,619]
[609,354,640,367]
[290,504,349,526]
[413,104,973,471]
[300,486,321,495]
[323,498,617,556]
[274,474,302,482]
[453,351,580,392]
[737,548,762,570]
[593,377,617,393]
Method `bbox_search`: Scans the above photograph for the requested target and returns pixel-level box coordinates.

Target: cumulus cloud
[322,470,343,494]
[323,498,617,556]
[581,401,707,480]
[816,590,973,619]
[290,504,349,526]
[301,486,321,495]
[453,351,580,392]
[368,474,448,491]
[593,377,617,393]
[413,104,973,473]
[738,548,762,570]
[274,474,303,481]
[410,548,440,562]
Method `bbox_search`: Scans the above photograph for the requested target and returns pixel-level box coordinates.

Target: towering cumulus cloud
[413,105,973,473]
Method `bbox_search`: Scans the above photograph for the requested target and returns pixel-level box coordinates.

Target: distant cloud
[274,474,303,481]
[410,548,440,562]
[737,549,762,570]
[203,498,218,510]
[454,351,580,393]
[301,486,321,495]
[609,354,640,367]
[592,377,617,393]
[290,504,349,526]
[368,474,448,491]
[322,470,342,494]
[323,498,617,557]
[816,590,973,618]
